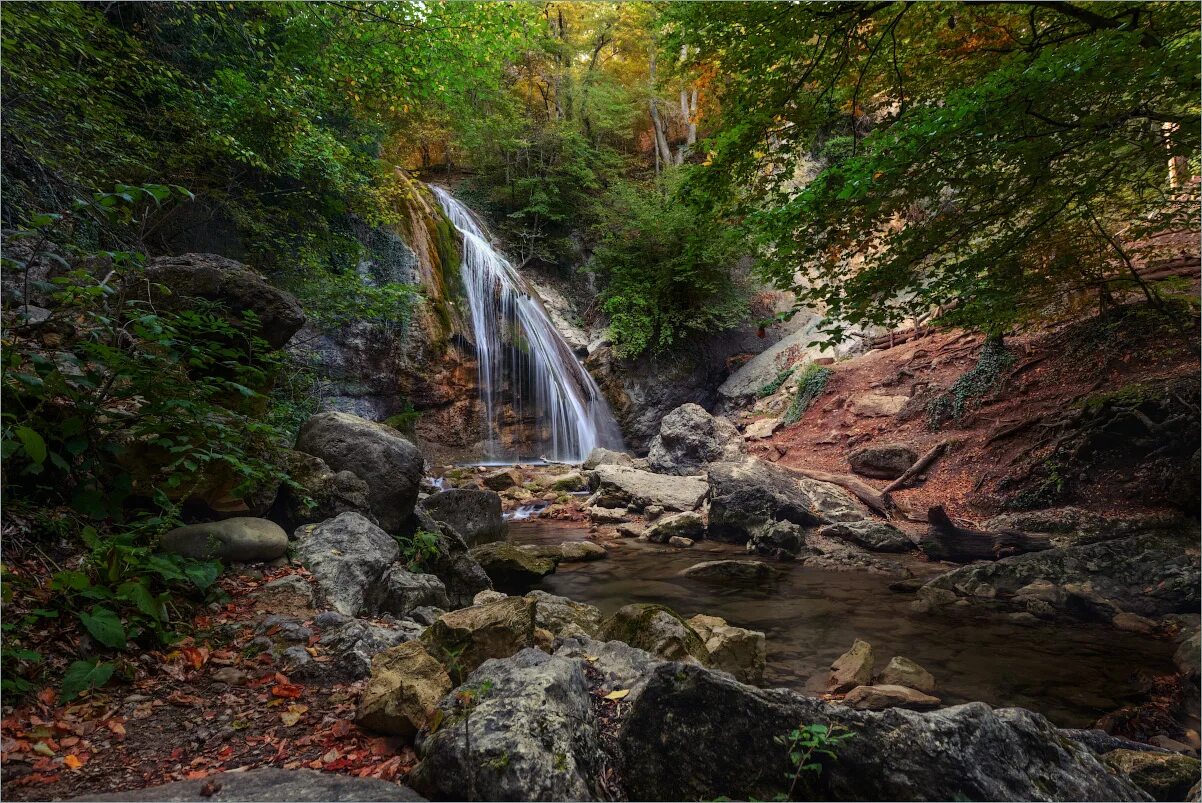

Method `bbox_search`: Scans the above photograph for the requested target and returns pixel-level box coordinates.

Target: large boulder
[271,450,372,530]
[293,613,421,683]
[582,447,634,470]
[1102,749,1201,801]
[527,590,603,639]
[827,639,875,692]
[76,767,425,801]
[412,649,601,801]
[746,520,806,559]
[421,596,537,680]
[877,656,936,693]
[142,254,306,349]
[647,403,745,476]
[848,444,918,479]
[687,614,766,685]
[588,464,708,512]
[645,511,705,544]
[355,642,451,738]
[707,457,870,542]
[915,532,1200,621]
[295,412,424,532]
[414,509,493,610]
[416,489,505,546]
[293,513,400,616]
[468,542,558,593]
[481,467,520,491]
[599,604,708,664]
[618,662,1146,802]
[369,565,449,618]
[160,517,287,562]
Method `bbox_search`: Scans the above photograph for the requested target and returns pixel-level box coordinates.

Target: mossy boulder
[469,542,559,593]
[598,603,708,664]
[1102,749,1201,801]
[421,596,538,680]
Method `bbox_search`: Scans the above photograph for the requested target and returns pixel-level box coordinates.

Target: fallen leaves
[279,705,308,727]
[603,689,630,701]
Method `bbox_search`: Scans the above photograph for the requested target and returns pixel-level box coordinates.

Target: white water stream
[431,186,623,463]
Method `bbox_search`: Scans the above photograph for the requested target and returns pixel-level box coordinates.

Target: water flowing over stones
[431,186,623,463]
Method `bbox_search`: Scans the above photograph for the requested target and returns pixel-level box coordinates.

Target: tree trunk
[649,47,672,170]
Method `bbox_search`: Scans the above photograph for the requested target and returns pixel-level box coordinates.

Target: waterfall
[431,186,624,464]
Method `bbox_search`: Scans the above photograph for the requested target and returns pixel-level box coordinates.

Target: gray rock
[412,649,601,802]
[668,536,694,548]
[1102,749,1201,801]
[817,521,913,553]
[299,617,422,682]
[680,559,778,584]
[554,636,662,702]
[646,511,705,544]
[707,457,870,542]
[581,447,634,470]
[554,541,607,562]
[370,565,450,618]
[356,641,451,738]
[142,254,306,349]
[160,517,288,562]
[747,520,805,558]
[1175,626,1200,678]
[293,513,400,616]
[481,467,520,491]
[527,590,604,638]
[598,603,708,664]
[647,403,745,475]
[828,639,875,692]
[588,465,708,512]
[421,596,538,679]
[416,489,506,546]
[800,532,913,577]
[688,614,766,685]
[916,532,1200,621]
[877,656,936,693]
[272,450,373,530]
[295,412,424,532]
[587,505,630,524]
[468,542,558,593]
[550,471,588,492]
[848,444,918,479]
[618,662,1145,802]
[472,590,508,606]
[75,767,425,801]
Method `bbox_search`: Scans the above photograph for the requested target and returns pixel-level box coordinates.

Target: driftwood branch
[882,441,947,494]
[918,505,1052,562]
[791,467,891,517]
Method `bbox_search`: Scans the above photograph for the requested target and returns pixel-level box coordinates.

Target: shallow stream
[509,520,1177,728]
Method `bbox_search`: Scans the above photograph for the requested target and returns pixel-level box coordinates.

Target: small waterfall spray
[431,186,624,463]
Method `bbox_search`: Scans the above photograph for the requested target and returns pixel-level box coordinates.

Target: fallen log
[917,505,1052,562]
[882,441,947,494]
[790,467,891,517]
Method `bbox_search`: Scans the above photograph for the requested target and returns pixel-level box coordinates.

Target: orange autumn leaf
[271,684,303,699]
[63,754,84,769]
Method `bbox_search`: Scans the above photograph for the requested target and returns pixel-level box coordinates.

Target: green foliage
[758,367,796,399]
[774,721,854,800]
[926,338,1015,430]
[782,364,834,426]
[61,659,116,703]
[397,530,442,572]
[591,168,750,358]
[669,2,1200,343]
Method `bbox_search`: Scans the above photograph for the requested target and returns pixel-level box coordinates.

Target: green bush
[926,338,1014,430]
[782,364,834,426]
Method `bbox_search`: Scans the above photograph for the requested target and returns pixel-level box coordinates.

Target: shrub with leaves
[926,338,1015,430]
[758,366,797,399]
[782,364,834,426]
[774,721,854,800]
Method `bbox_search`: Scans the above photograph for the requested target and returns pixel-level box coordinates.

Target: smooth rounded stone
[582,447,635,470]
[679,559,778,584]
[747,520,805,558]
[1102,749,1202,801]
[588,505,631,524]
[599,603,708,664]
[616,523,644,538]
[647,403,745,476]
[828,639,875,692]
[292,512,400,617]
[842,684,941,711]
[412,649,601,801]
[481,467,521,491]
[817,521,913,553]
[73,766,426,802]
[473,590,508,606]
[468,542,558,593]
[368,565,449,618]
[556,541,607,562]
[271,450,373,530]
[355,641,451,738]
[646,511,705,544]
[588,464,708,512]
[416,488,506,546]
[668,536,695,548]
[619,662,1145,802]
[551,471,588,492]
[688,614,766,685]
[1112,611,1159,634]
[420,596,538,679]
[877,656,936,694]
[295,412,423,532]
[250,575,315,614]
[847,444,918,480]
[160,517,288,562]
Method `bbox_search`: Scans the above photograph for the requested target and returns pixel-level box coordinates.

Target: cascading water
[431,186,624,464]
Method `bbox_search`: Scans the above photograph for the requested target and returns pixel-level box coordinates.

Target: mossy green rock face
[598,603,708,664]
[469,542,558,593]
[421,596,537,679]
[1102,749,1201,802]
[160,517,288,562]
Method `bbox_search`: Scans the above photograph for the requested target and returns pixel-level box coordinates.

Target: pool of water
[509,520,1178,728]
